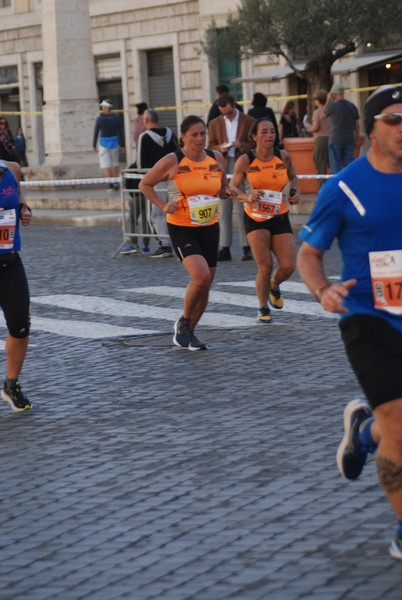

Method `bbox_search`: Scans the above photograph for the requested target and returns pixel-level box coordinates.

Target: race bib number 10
[369,249,402,315]
[187,195,219,226]
[0,208,16,250]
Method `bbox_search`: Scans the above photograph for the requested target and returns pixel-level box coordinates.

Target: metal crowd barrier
[113,169,173,257]
[114,169,333,257]
[18,170,332,258]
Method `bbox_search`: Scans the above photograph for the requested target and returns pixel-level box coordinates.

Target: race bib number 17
[369,249,402,315]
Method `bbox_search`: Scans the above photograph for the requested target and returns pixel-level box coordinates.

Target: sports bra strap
[247,150,256,163]
[175,149,185,162]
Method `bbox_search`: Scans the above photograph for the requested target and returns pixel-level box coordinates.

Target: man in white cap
[324,82,360,174]
[93,99,125,190]
[297,85,402,561]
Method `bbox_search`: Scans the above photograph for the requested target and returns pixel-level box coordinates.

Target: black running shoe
[189,333,207,351]
[1,381,31,412]
[336,399,371,480]
[151,246,173,258]
[173,319,191,348]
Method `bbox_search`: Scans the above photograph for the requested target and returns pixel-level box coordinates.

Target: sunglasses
[373,112,402,125]
[0,121,6,125]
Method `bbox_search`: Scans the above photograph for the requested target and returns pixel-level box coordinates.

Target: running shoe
[120,242,139,255]
[257,307,272,323]
[142,246,151,254]
[389,538,402,561]
[336,398,371,480]
[1,381,31,412]
[189,332,207,351]
[173,319,191,348]
[151,246,173,258]
[217,248,232,261]
[269,287,284,309]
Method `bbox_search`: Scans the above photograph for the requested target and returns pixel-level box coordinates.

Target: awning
[231,62,304,84]
[231,51,402,84]
[332,50,402,74]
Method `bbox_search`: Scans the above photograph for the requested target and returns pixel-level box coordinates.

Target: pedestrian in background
[208,93,255,261]
[324,82,360,174]
[15,127,28,167]
[248,92,279,146]
[92,99,125,191]
[305,89,331,188]
[0,159,32,412]
[0,117,20,163]
[122,108,178,257]
[297,85,402,561]
[278,101,299,145]
[132,102,148,146]
[206,84,243,125]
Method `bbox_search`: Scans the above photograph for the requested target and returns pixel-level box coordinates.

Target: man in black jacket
[123,109,178,257]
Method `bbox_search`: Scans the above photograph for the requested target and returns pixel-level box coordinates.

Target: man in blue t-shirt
[93,99,125,190]
[298,85,402,561]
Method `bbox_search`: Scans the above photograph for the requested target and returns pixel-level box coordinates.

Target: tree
[202,0,402,113]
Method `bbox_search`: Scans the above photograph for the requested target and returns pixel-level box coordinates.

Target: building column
[41,0,99,176]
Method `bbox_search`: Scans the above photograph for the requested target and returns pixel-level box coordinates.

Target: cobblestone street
[0,225,400,600]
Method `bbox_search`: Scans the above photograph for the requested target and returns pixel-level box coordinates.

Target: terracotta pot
[283,135,366,194]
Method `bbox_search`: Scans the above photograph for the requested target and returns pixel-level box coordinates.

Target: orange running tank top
[167,149,223,227]
[245,152,289,222]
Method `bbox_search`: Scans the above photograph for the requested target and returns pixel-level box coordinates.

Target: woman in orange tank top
[140,116,233,350]
[229,118,300,323]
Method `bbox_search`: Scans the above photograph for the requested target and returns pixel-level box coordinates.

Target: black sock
[5,378,18,389]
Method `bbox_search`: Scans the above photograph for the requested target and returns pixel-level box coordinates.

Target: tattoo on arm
[377,456,402,493]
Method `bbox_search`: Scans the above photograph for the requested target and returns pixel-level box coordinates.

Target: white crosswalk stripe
[126,285,335,319]
[0,280,336,341]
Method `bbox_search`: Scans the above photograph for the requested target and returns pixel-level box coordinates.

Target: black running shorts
[339,314,402,409]
[244,211,293,236]
[167,222,219,267]
[0,253,30,338]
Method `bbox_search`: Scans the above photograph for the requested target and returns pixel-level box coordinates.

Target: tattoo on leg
[377,456,402,493]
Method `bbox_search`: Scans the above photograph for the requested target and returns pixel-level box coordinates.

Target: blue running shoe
[142,246,151,254]
[389,538,402,561]
[120,242,139,255]
[173,319,191,348]
[257,307,272,323]
[336,398,371,480]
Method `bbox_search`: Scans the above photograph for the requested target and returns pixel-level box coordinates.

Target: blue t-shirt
[0,162,21,253]
[299,155,402,332]
[92,114,124,149]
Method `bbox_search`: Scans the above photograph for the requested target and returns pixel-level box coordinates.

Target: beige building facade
[0,0,400,170]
